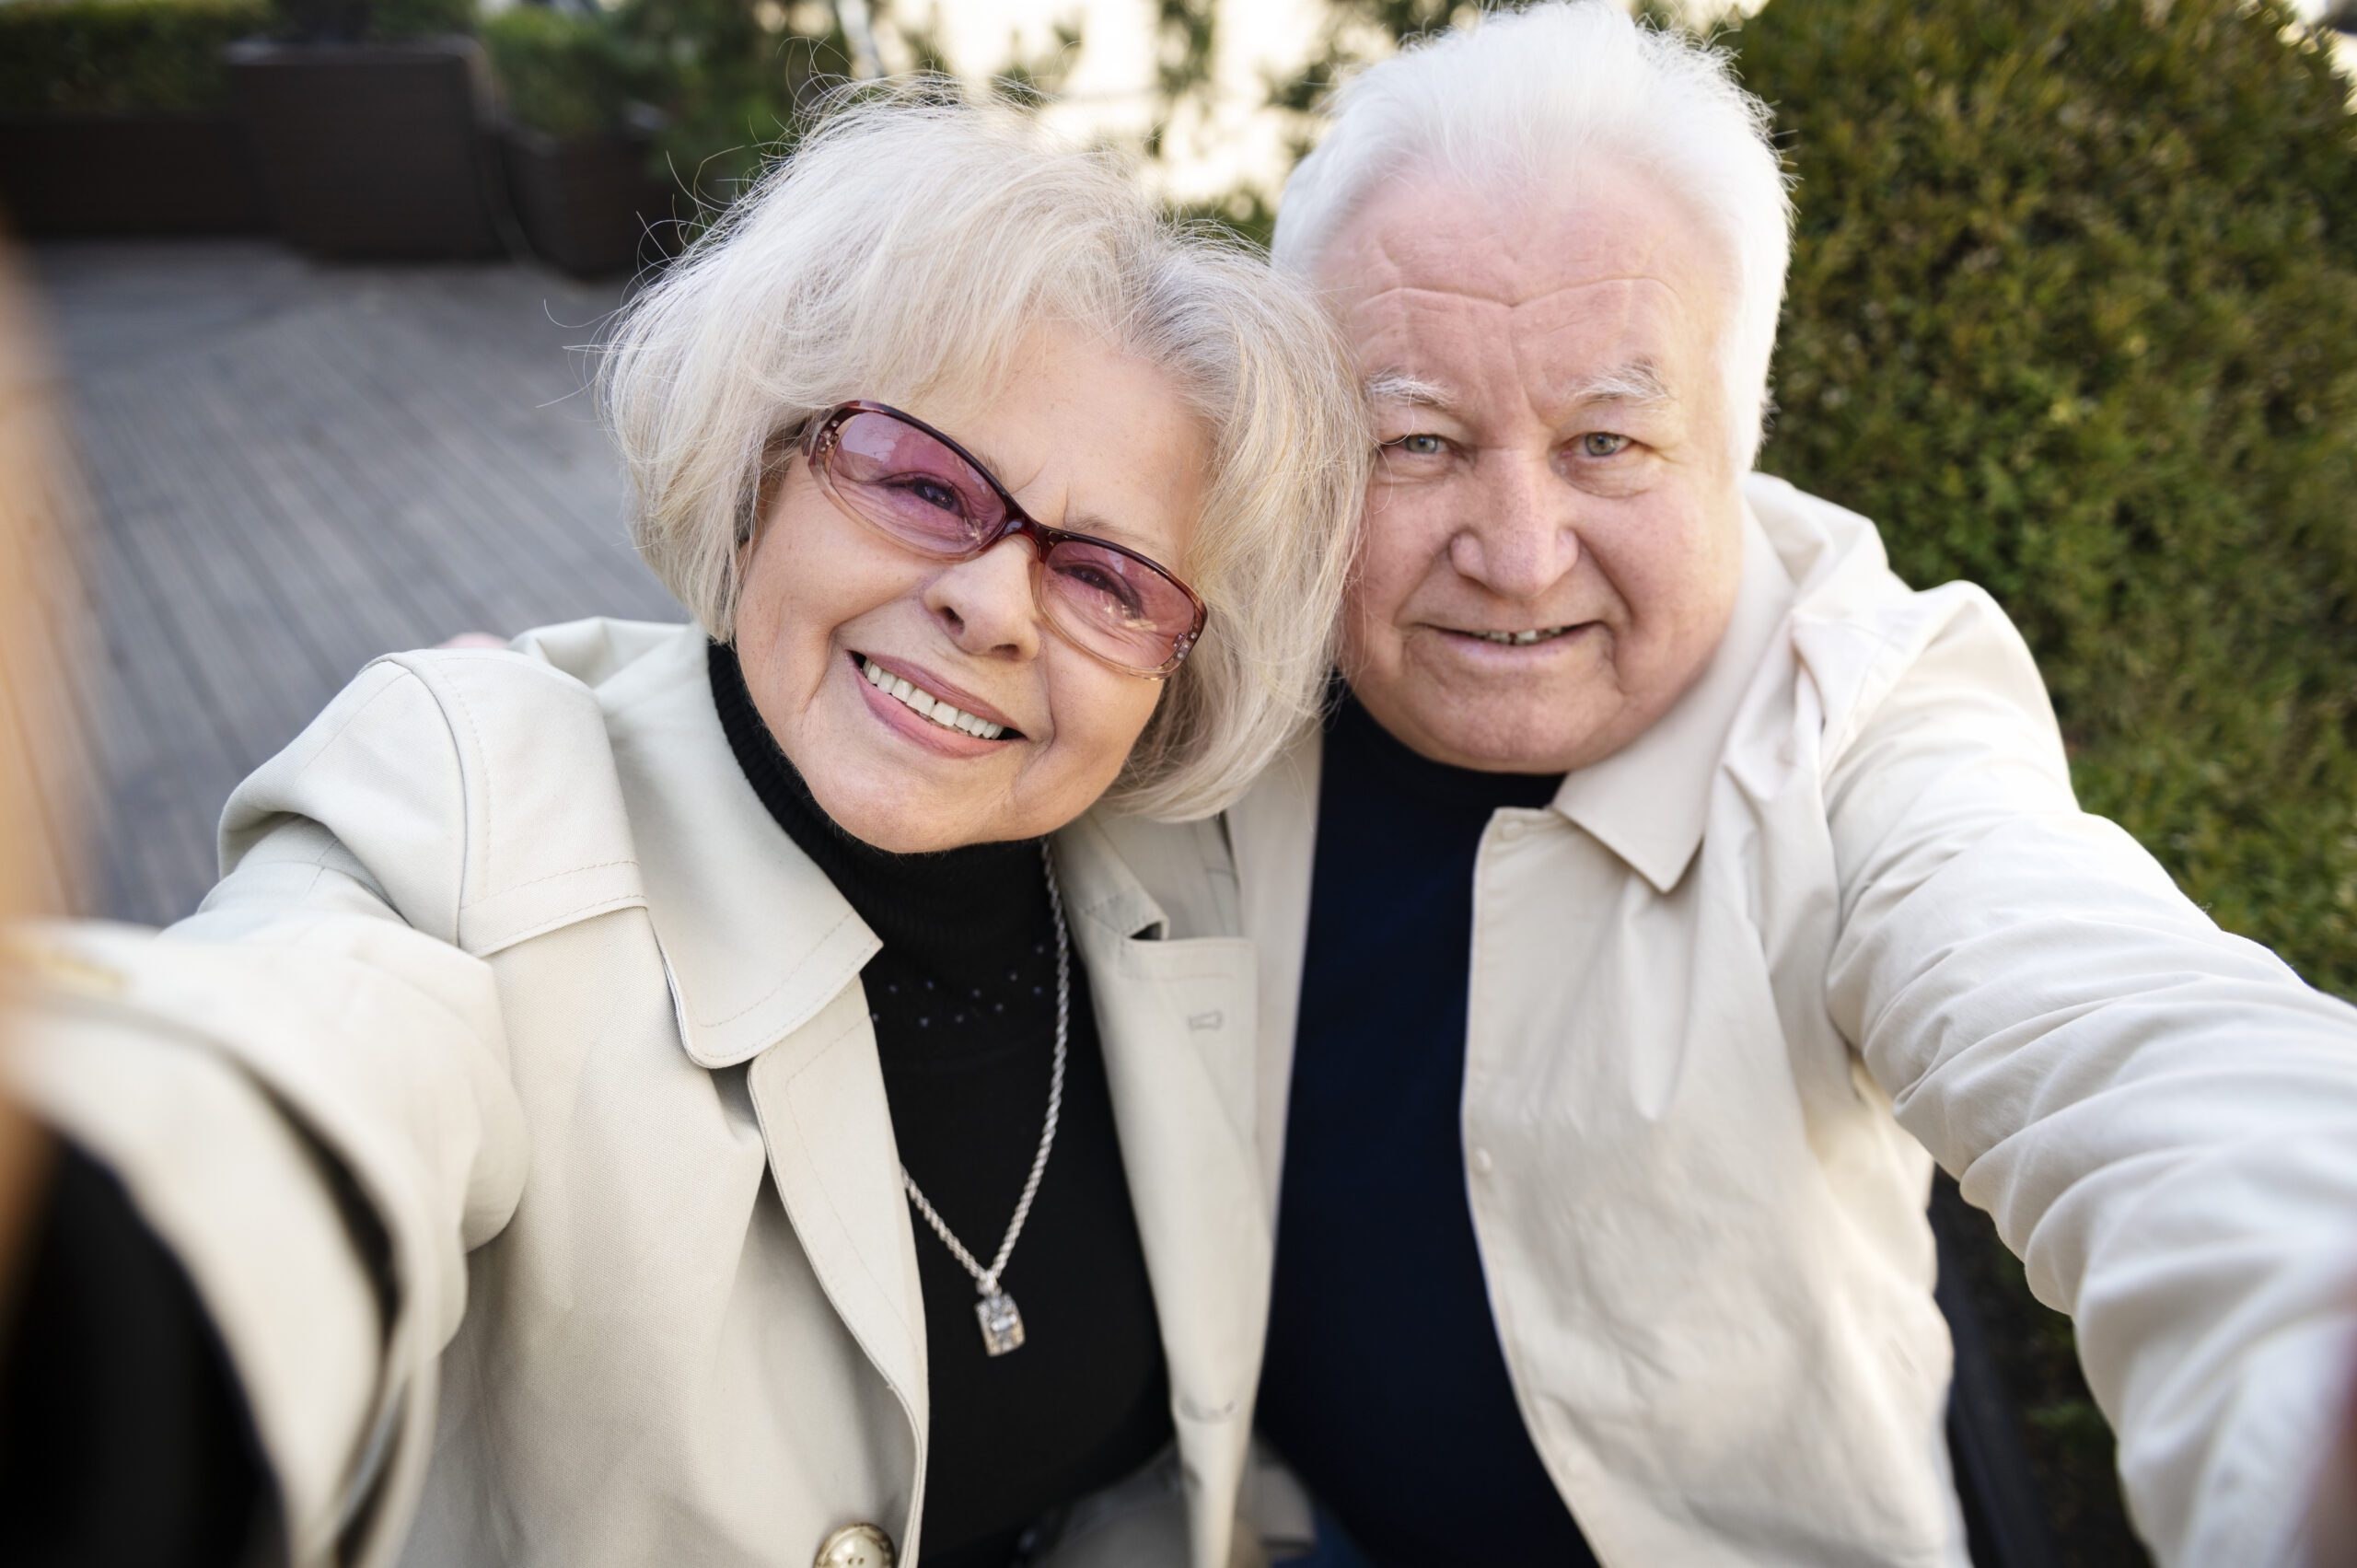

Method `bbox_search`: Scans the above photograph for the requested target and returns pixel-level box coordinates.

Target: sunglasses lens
[824,411,1006,552]
[1042,539,1199,671]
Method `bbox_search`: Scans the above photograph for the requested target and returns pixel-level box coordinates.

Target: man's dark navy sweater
[1256,685,1600,1566]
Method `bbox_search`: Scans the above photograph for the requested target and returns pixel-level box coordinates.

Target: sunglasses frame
[803,401,1208,679]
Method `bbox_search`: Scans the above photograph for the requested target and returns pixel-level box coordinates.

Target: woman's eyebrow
[965,441,1161,552]
[1062,510,1159,552]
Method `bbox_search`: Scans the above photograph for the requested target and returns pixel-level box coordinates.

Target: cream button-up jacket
[6,621,1267,1568]
[1224,475,2357,1568]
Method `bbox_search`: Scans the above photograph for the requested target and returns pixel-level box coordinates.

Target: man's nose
[1449,455,1579,601]
[923,537,1043,660]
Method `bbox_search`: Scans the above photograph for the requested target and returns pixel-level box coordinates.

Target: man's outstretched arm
[1816,578,2357,1568]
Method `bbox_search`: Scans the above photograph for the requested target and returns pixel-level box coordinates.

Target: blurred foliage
[1146,0,1217,157]
[1728,0,2357,1003]
[993,15,1085,107]
[599,0,849,207]
[603,0,1081,217]
[0,0,269,113]
[482,4,654,141]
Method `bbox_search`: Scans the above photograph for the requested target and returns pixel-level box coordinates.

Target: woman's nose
[923,537,1043,660]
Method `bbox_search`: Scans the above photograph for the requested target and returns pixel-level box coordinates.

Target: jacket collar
[595,628,882,1069]
[591,626,1174,1067]
[1549,503,1794,895]
[1051,813,1174,944]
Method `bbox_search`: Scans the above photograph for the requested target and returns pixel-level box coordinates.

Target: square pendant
[975,1290,1026,1355]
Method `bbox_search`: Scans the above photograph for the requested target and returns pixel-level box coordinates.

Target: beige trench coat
[1222,474,2357,1568]
[6,621,1271,1568]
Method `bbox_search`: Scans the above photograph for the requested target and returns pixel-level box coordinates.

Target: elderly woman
[3,96,1363,1568]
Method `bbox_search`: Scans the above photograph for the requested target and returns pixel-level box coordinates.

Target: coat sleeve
[4,658,530,1568]
[1815,580,2357,1568]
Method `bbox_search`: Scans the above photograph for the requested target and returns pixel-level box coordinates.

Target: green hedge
[0,0,270,114]
[1731,0,2357,1004]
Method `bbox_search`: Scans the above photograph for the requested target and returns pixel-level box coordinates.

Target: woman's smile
[848,648,1028,760]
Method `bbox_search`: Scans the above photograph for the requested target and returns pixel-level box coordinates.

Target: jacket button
[814,1523,895,1568]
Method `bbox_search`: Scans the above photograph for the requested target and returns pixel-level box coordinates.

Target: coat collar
[591,625,1181,1062]
[1549,504,1795,895]
[593,628,882,1069]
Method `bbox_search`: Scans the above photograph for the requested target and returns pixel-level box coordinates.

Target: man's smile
[1450,623,1584,646]
[1416,621,1602,659]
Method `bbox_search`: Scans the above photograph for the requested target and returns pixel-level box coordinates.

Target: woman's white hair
[602,87,1367,821]
[1273,1,1793,466]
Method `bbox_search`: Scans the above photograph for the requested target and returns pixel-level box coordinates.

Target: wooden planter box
[0,112,270,237]
[501,124,677,279]
[225,37,503,260]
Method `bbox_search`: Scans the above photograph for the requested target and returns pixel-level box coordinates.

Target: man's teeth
[861,658,1007,738]
[1468,626,1574,645]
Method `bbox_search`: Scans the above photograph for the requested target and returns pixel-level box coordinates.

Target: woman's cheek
[1051,671,1161,801]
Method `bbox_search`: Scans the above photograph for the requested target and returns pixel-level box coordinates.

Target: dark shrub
[268,0,470,43]
[482,4,649,142]
[1730,0,2357,1003]
[0,0,270,114]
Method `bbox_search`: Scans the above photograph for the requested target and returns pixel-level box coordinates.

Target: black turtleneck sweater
[708,644,1172,1567]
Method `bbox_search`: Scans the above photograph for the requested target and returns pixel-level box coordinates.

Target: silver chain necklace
[900,840,1069,1357]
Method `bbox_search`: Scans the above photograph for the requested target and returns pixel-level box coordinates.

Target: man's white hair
[601,88,1367,821]
[1273,2,1794,466]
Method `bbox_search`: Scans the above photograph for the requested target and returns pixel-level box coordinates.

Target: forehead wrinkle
[1345,273,1684,312]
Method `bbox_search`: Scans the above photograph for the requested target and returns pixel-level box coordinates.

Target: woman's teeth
[861,658,1008,739]
[1468,626,1574,645]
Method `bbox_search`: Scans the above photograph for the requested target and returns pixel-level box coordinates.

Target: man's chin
[1352,681,1613,776]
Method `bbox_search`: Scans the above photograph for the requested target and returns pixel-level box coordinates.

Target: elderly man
[1225,6,2357,1567]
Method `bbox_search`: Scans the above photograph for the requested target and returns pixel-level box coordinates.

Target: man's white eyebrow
[1569,360,1677,408]
[1364,371,1458,412]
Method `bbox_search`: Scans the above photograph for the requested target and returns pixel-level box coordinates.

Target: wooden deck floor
[22,240,680,926]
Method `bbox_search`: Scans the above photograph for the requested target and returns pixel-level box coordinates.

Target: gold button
[814,1523,895,1568]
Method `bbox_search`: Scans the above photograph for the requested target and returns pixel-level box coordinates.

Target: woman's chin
[800,772,1015,854]
[844,814,999,854]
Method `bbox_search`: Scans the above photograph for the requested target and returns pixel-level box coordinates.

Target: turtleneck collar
[706,640,1056,1010]
[1328,678,1564,813]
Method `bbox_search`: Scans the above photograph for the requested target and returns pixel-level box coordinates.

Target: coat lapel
[597,629,930,1551]
[1224,729,1322,1202]
[1056,816,1270,1568]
